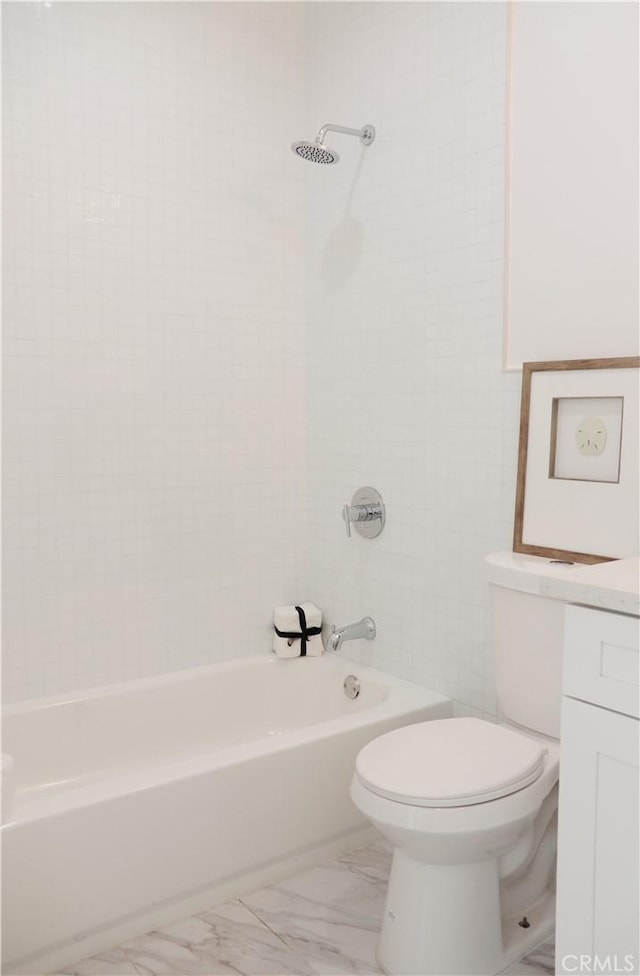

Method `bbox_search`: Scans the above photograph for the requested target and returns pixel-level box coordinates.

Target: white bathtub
[1,653,450,975]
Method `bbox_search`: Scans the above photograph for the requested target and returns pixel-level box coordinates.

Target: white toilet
[351,552,570,976]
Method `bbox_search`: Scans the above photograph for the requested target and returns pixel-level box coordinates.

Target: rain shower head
[291,123,375,165]
[291,141,339,165]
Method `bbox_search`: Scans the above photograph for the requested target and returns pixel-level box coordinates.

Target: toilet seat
[355,717,546,808]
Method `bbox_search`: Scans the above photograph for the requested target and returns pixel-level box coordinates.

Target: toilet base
[376,848,555,976]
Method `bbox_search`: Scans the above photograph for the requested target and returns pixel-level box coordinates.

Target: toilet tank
[486,552,582,739]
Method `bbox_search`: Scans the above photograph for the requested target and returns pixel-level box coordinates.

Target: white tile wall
[3,1,518,714]
[2,2,309,701]
[304,2,514,718]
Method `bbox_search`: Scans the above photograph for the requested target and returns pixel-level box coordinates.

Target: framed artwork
[514,358,640,563]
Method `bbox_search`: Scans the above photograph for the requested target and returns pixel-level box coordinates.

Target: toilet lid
[355,718,546,808]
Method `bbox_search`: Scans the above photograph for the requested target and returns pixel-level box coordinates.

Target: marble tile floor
[58,841,555,976]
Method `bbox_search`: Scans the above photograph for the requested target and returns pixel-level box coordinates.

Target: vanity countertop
[540,556,640,617]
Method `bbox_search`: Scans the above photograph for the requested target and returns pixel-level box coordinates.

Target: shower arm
[316,123,376,147]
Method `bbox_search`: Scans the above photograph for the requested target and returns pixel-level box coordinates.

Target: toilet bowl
[350,552,577,976]
[351,717,559,975]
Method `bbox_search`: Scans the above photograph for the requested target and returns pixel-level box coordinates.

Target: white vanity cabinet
[555,604,639,975]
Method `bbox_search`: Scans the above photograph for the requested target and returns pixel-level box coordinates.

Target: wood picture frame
[514,357,640,564]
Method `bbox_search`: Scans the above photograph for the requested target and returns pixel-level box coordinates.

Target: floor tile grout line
[237,898,293,950]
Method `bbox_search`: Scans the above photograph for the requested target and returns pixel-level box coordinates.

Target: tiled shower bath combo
[2,2,638,975]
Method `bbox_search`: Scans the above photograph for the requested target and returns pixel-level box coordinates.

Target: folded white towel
[274,602,322,631]
[273,603,324,658]
[272,633,324,658]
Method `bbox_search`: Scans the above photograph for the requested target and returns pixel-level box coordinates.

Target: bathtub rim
[2,654,451,825]
[2,651,418,715]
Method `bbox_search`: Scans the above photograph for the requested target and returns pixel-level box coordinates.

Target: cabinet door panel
[556,697,639,973]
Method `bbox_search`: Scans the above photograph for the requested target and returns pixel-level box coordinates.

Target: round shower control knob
[342,487,385,539]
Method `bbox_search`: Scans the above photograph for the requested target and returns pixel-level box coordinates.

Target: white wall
[4,2,633,713]
[2,3,308,701]
[304,2,514,718]
[506,1,639,368]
